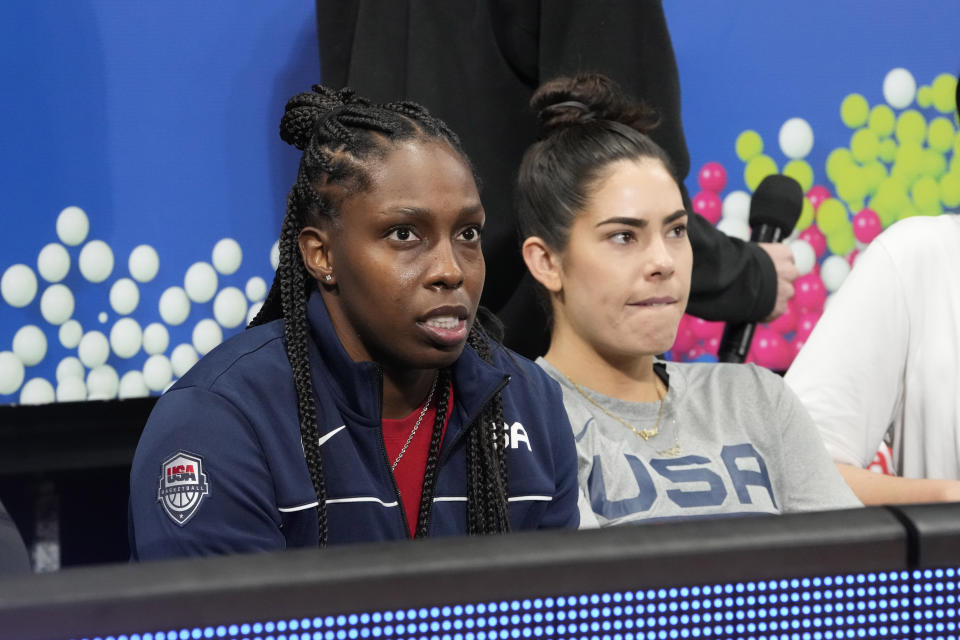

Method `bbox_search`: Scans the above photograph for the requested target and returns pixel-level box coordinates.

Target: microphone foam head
[749,174,804,234]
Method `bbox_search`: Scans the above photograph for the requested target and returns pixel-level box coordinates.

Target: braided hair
[250,85,510,544]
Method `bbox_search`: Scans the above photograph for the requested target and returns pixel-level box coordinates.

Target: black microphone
[716,174,804,364]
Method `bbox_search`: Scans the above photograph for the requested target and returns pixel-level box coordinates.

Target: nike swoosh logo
[318,425,347,447]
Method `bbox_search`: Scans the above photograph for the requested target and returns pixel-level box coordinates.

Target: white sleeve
[784,239,908,468]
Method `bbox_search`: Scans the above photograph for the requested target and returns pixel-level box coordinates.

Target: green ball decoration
[863,161,888,193]
[836,167,868,204]
[895,110,926,147]
[870,176,910,226]
[868,105,896,139]
[796,198,815,231]
[816,198,848,232]
[744,154,778,191]
[850,129,879,163]
[897,207,920,221]
[826,148,855,183]
[940,172,960,209]
[917,86,934,108]
[891,142,924,183]
[841,93,869,129]
[931,73,958,114]
[783,160,814,192]
[736,130,764,162]
[878,139,898,163]
[922,149,947,179]
[826,225,855,256]
[927,117,956,153]
[911,176,940,213]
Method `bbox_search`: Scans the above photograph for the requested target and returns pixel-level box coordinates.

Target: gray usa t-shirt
[536,358,861,527]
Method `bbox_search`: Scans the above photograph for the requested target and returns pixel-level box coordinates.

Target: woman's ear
[522,236,563,293]
[298,226,336,286]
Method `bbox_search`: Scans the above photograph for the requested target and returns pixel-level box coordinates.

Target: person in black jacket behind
[315,0,797,358]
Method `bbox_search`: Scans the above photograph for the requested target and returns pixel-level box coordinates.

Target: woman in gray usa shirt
[516,73,861,527]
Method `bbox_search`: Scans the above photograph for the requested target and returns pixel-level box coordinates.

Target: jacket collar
[306,289,509,431]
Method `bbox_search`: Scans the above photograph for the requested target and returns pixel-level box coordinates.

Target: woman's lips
[417,315,468,346]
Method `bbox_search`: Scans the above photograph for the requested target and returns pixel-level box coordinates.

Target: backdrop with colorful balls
[662,2,959,370]
[0,2,958,404]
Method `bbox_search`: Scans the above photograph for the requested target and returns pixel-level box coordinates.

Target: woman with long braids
[517,74,859,527]
[129,85,578,558]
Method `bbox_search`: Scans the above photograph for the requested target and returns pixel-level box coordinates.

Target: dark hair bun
[531,73,659,136]
[279,85,369,151]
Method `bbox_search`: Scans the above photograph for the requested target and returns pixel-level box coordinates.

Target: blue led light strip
[75,567,960,640]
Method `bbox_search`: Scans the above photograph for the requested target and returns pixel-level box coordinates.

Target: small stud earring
[324,274,333,282]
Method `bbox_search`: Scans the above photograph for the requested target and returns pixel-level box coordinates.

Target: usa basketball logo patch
[158,451,209,526]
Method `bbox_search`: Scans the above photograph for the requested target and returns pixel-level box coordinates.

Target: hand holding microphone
[717,174,804,364]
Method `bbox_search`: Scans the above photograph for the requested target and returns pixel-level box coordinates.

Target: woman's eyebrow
[595,210,687,228]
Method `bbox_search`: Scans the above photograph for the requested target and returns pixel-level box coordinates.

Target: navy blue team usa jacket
[129,291,579,559]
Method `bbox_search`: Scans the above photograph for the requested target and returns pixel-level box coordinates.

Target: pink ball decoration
[683,346,705,362]
[689,317,724,341]
[692,191,723,225]
[704,335,721,355]
[795,311,822,342]
[798,226,827,258]
[766,303,797,335]
[852,208,882,244]
[750,327,790,370]
[697,162,728,193]
[806,185,832,210]
[671,315,698,354]
[848,249,859,267]
[793,273,827,314]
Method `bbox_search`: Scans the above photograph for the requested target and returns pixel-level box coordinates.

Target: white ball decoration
[86,364,119,400]
[820,255,852,293]
[213,287,248,329]
[56,356,85,383]
[245,276,267,302]
[39,284,75,326]
[715,217,751,242]
[1,264,38,308]
[143,354,173,392]
[78,240,114,283]
[184,262,218,303]
[12,325,47,366]
[142,322,170,355]
[77,330,110,369]
[789,239,817,276]
[212,238,243,275]
[128,244,159,283]
[0,352,25,395]
[270,240,280,271]
[246,301,263,326]
[56,377,87,402]
[158,286,191,326]
[56,206,90,246]
[170,343,199,378]
[59,320,83,348]
[20,378,55,405]
[883,68,917,110]
[118,370,150,399]
[109,278,140,315]
[778,118,814,159]
[37,243,71,282]
[192,319,223,355]
[109,317,143,359]
[721,191,751,224]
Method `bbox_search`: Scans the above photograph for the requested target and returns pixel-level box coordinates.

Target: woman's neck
[380,366,439,419]
[544,329,661,404]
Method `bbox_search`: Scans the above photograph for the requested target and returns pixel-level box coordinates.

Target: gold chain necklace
[568,376,681,457]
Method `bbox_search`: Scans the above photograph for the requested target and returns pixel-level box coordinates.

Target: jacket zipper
[373,365,413,539]
[436,374,511,468]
